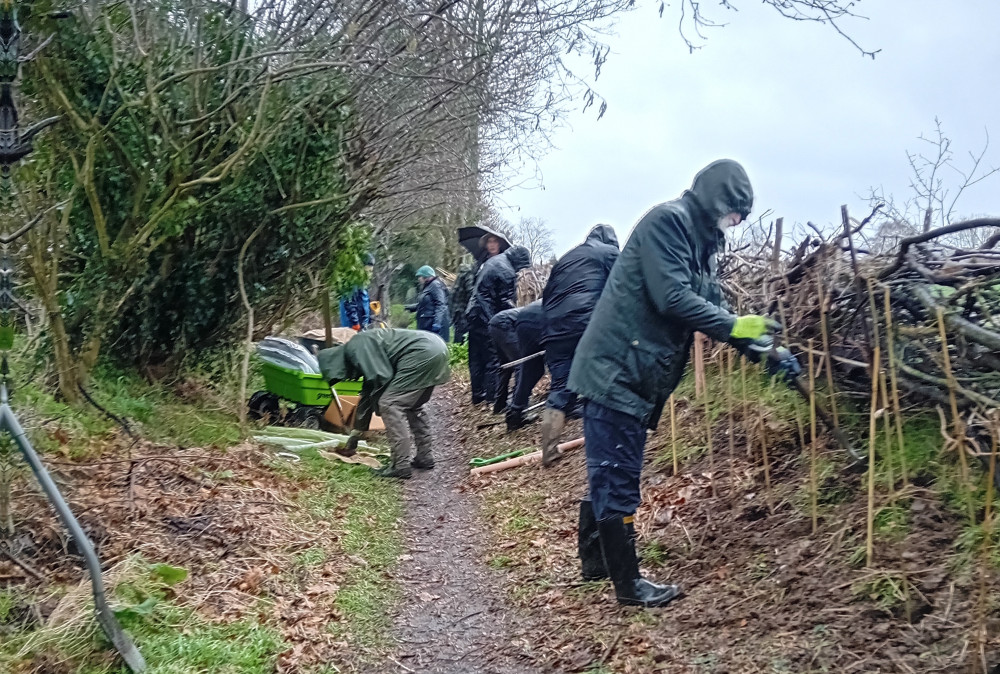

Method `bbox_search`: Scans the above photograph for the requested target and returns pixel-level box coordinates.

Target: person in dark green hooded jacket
[318,329,450,478]
[567,159,799,608]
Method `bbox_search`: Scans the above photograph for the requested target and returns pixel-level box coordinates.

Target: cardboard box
[324,395,385,432]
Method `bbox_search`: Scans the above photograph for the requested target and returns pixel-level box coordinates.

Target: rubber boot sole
[372,467,413,479]
[615,585,683,608]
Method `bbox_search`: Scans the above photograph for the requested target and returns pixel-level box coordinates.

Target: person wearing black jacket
[465,245,532,406]
[539,224,619,466]
[567,159,799,609]
[408,265,450,342]
[453,234,507,344]
[488,301,545,430]
[449,262,475,344]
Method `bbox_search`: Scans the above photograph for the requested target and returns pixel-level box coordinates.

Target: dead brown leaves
[3,437,362,672]
[449,376,995,673]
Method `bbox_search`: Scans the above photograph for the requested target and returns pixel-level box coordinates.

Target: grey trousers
[379,386,435,468]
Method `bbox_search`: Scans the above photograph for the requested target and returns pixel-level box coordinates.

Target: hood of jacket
[317,344,350,382]
[687,159,754,226]
[586,224,619,249]
[505,245,532,271]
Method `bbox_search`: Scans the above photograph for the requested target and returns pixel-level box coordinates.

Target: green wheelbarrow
[248,361,362,430]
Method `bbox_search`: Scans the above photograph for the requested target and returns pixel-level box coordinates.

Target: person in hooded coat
[318,329,450,479]
[567,159,799,608]
[488,300,545,431]
[452,233,508,345]
[539,224,620,466]
[464,245,532,407]
[408,265,450,342]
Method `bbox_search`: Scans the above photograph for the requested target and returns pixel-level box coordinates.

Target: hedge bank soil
[451,381,997,674]
[3,378,997,673]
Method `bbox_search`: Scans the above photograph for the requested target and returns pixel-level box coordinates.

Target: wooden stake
[704,348,716,498]
[883,287,909,488]
[669,394,679,476]
[816,278,841,427]
[321,290,334,348]
[726,349,737,494]
[985,419,997,538]
[693,333,706,399]
[866,345,882,568]
[878,369,895,500]
[792,392,807,453]
[808,338,819,534]
[757,404,774,514]
[740,354,751,458]
[775,296,806,450]
[771,217,784,273]
[936,306,973,518]
[843,205,869,355]
[842,205,860,278]
[975,421,998,673]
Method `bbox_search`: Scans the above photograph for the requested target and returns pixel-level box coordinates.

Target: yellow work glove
[730,315,781,340]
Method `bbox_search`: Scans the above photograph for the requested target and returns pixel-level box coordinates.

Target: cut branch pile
[721,208,1000,435]
[517,263,553,306]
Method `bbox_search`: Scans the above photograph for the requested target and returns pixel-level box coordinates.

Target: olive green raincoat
[318,329,450,431]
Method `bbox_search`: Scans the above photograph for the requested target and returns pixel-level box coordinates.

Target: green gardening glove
[730,315,781,340]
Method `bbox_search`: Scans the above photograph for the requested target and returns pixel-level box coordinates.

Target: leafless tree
[664,0,880,58]
[255,0,876,256]
[865,119,1000,252]
[511,216,555,263]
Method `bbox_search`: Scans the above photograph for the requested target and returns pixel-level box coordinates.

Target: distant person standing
[408,265,450,342]
[539,224,619,466]
[339,253,375,331]
[450,262,475,344]
[465,245,532,407]
[456,233,505,344]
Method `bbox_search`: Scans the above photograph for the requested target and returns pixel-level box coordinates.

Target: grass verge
[2,353,403,672]
[276,448,403,652]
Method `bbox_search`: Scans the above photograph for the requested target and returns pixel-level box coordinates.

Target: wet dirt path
[373,387,542,674]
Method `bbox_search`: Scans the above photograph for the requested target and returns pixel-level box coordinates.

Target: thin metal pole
[500,350,545,370]
[2,391,146,671]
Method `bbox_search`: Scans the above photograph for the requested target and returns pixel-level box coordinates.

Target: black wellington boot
[597,515,682,607]
[625,516,642,564]
[578,499,608,581]
[505,407,539,433]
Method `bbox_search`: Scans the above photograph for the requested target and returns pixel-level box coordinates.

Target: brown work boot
[540,408,566,467]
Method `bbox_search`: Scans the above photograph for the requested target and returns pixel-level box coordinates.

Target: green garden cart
[248,361,362,430]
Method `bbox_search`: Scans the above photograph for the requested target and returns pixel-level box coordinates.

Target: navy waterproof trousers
[583,399,647,520]
[467,325,499,404]
[510,355,544,412]
[544,335,580,413]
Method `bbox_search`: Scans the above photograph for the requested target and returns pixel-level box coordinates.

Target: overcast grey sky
[498,0,1000,257]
